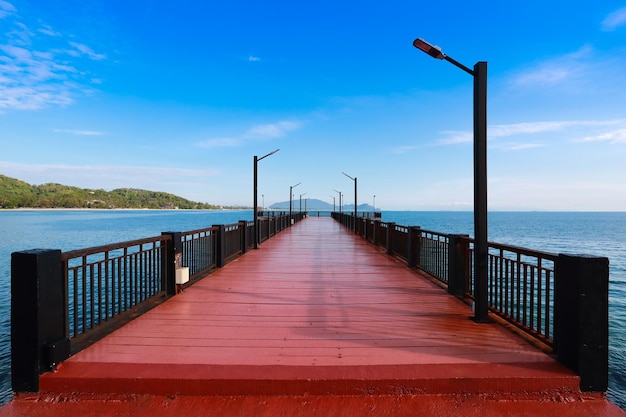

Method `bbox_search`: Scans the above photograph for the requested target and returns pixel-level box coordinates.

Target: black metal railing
[10,211,305,392]
[332,211,609,392]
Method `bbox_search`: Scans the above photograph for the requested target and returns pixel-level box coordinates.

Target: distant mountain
[269,198,376,212]
[0,174,237,210]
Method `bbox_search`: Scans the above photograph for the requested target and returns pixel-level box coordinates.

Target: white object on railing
[175,267,190,285]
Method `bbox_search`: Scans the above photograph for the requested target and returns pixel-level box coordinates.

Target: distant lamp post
[262,194,265,210]
[330,196,336,212]
[289,182,301,223]
[299,193,307,212]
[342,172,357,232]
[333,189,342,213]
[254,149,280,249]
[373,195,376,211]
[413,37,489,323]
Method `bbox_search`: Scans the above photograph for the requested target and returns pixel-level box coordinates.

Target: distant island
[0,174,246,210]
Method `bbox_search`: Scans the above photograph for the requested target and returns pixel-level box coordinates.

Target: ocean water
[0,210,624,408]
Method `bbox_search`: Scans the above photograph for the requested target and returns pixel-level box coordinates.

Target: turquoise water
[0,210,624,408]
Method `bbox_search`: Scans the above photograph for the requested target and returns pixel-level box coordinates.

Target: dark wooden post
[11,249,69,392]
[239,221,248,254]
[161,232,181,296]
[214,224,226,268]
[448,234,470,297]
[407,226,421,268]
[386,223,395,255]
[554,254,609,392]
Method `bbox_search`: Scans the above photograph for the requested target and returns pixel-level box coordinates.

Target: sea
[0,209,624,409]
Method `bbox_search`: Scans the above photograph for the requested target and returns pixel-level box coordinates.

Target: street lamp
[333,189,342,213]
[289,182,301,224]
[330,196,336,212]
[342,172,357,232]
[373,195,376,211]
[254,149,280,249]
[262,194,265,210]
[299,193,307,212]
[413,37,489,323]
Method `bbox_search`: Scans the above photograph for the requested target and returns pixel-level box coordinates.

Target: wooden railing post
[213,224,226,268]
[407,226,421,268]
[11,249,69,392]
[386,223,395,255]
[239,221,248,254]
[554,254,609,392]
[161,232,181,296]
[448,234,470,297]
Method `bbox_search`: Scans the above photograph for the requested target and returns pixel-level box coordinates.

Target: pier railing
[10,211,304,392]
[333,211,609,393]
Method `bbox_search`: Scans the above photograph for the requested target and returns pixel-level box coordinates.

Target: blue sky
[2,1,626,210]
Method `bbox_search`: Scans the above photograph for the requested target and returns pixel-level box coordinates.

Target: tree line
[0,174,237,210]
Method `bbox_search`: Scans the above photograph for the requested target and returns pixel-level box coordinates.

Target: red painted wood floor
[1,217,624,416]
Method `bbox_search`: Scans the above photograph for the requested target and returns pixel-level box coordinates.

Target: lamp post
[262,194,265,210]
[299,193,307,212]
[413,37,489,323]
[254,149,279,249]
[333,189,342,214]
[330,196,336,212]
[342,172,357,232]
[289,182,301,224]
[373,195,376,211]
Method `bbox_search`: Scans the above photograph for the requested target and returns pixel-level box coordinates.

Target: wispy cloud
[0,3,106,110]
[68,41,106,61]
[243,121,302,139]
[602,7,626,31]
[0,1,16,19]
[437,130,472,145]
[509,46,592,88]
[248,55,261,62]
[198,120,303,149]
[196,137,242,148]
[580,128,626,144]
[53,128,105,136]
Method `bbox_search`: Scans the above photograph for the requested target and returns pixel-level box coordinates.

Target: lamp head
[413,38,445,59]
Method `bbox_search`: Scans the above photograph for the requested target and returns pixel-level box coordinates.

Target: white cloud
[53,129,105,136]
[437,130,472,145]
[602,7,626,31]
[243,121,302,139]
[196,137,242,148]
[0,0,16,18]
[580,128,626,144]
[248,55,261,62]
[509,46,593,88]
[68,41,106,61]
[0,3,106,110]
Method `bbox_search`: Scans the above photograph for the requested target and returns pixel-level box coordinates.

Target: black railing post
[11,249,69,392]
[554,253,609,392]
[448,234,470,297]
[407,226,421,268]
[239,221,248,254]
[161,232,181,296]
[386,223,395,255]
[213,224,226,268]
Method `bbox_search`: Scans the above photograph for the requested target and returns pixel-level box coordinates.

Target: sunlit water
[0,210,624,409]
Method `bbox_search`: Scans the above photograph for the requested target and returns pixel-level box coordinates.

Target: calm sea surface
[0,210,625,408]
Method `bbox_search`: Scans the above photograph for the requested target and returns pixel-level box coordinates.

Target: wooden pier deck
[1,217,625,416]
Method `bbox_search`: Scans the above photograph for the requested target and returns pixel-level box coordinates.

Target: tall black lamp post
[299,193,307,212]
[342,172,357,232]
[333,189,341,213]
[254,149,280,249]
[413,37,489,322]
[289,182,301,224]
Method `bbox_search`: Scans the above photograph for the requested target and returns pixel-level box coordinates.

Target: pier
[2,215,625,416]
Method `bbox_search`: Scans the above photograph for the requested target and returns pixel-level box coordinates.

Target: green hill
[0,174,232,209]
